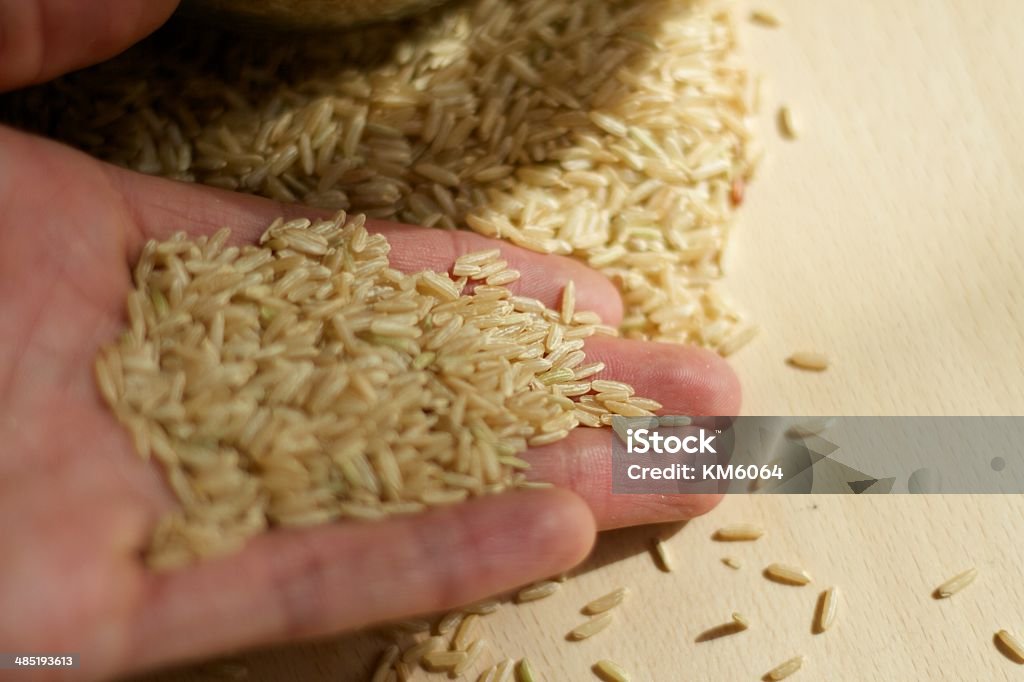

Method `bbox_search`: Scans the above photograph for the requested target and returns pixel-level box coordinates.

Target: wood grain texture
[136,1,1024,679]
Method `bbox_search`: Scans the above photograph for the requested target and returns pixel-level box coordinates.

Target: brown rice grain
[593,659,631,682]
[778,106,800,140]
[935,568,977,598]
[652,538,674,572]
[560,281,576,325]
[517,580,561,603]
[750,8,782,27]
[453,614,479,650]
[516,657,536,682]
[436,611,463,636]
[817,587,839,632]
[766,656,804,680]
[590,380,634,395]
[453,639,487,674]
[464,599,501,615]
[569,612,614,641]
[787,351,828,371]
[583,587,629,615]
[401,636,444,665]
[714,524,765,541]
[422,650,467,672]
[765,563,812,586]
[996,629,1024,663]
[494,659,516,682]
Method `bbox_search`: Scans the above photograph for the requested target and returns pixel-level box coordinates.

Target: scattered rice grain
[778,106,800,140]
[714,524,764,541]
[569,612,614,641]
[593,659,630,682]
[935,567,977,598]
[766,656,804,680]
[996,629,1024,663]
[765,563,812,586]
[816,587,839,632]
[787,351,828,371]
[516,657,536,682]
[652,538,674,572]
[583,587,629,615]
[750,8,782,27]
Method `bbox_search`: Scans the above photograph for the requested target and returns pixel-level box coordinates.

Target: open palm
[0,3,739,680]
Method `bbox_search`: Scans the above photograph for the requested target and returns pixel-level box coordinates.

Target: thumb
[126,489,595,676]
[0,0,179,91]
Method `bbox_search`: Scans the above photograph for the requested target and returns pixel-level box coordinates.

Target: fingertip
[518,487,597,568]
[585,337,742,417]
[678,492,725,518]
[683,345,742,417]
[524,428,725,530]
[0,1,180,91]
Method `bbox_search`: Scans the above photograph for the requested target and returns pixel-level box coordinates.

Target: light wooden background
[142,1,1024,679]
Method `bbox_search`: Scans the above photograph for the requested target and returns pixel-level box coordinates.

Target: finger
[525,429,724,529]
[583,336,742,416]
[102,158,624,322]
[522,338,740,529]
[128,488,594,673]
[0,0,179,91]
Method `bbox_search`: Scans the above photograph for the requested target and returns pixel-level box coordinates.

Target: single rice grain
[569,613,614,641]
[765,563,812,586]
[583,587,629,615]
[453,614,479,650]
[652,538,674,572]
[593,659,631,682]
[517,580,561,603]
[731,612,750,630]
[516,657,536,682]
[422,650,467,672]
[401,636,444,665]
[766,656,804,680]
[935,568,977,598]
[778,106,800,140]
[787,351,828,371]
[750,8,782,27]
[816,587,839,632]
[996,629,1024,664]
[714,524,764,541]
[453,639,487,674]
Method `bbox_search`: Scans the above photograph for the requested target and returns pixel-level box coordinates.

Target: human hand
[0,2,739,679]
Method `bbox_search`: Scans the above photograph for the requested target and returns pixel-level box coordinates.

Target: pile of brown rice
[8,0,758,350]
[96,211,656,568]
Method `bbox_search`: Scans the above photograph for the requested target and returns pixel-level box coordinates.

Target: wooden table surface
[143,1,1024,679]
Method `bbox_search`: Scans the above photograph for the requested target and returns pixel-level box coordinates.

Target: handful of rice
[95,212,655,569]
